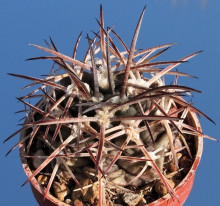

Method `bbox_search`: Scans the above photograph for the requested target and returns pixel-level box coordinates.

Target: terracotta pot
[19,108,203,206]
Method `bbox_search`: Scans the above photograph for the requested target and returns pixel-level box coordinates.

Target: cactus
[5,6,215,206]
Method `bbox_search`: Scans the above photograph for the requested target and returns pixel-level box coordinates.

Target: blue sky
[0,0,219,205]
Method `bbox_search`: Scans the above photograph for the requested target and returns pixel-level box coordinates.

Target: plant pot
[19,105,203,206]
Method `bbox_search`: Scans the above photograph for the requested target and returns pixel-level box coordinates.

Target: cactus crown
[5,5,215,206]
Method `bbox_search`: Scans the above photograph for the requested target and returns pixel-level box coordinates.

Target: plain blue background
[0,0,219,205]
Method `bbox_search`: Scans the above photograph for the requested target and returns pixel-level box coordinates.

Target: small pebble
[154,180,168,196]
[177,152,182,159]
[73,199,84,206]
[37,174,48,185]
[72,178,98,205]
[53,181,68,202]
[169,162,178,173]
[64,198,72,205]
[123,192,144,206]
